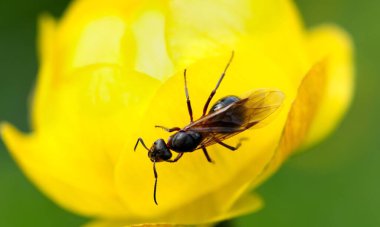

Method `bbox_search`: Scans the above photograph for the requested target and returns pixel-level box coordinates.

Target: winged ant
[135,52,284,204]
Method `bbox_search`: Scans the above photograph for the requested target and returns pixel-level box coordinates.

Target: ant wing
[186,89,285,148]
[233,89,285,129]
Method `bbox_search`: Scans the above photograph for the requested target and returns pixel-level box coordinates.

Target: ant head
[148,139,172,162]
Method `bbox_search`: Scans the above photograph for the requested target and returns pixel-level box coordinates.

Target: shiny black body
[134,52,284,205]
[168,130,202,152]
[209,95,240,113]
[148,139,172,161]
[166,95,241,153]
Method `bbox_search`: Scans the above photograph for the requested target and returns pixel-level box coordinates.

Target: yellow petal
[2,64,162,218]
[115,48,296,223]
[165,0,310,79]
[1,123,128,217]
[86,193,262,226]
[57,0,138,77]
[252,59,328,188]
[31,15,57,130]
[301,25,354,148]
[60,0,308,81]
[58,0,175,81]
[130,5,175,80]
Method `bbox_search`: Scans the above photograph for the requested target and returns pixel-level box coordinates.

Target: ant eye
[154,141,157,145]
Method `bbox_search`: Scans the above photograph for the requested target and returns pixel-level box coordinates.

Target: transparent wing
[184,89,285,149]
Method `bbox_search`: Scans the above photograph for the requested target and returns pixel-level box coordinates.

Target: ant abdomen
[168,131,202,152]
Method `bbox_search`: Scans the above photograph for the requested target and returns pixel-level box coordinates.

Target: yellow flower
[0,0,353,225]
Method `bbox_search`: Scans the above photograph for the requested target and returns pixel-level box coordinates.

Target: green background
[0,0,378,226]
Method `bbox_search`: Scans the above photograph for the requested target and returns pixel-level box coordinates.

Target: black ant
[135,52,284,204]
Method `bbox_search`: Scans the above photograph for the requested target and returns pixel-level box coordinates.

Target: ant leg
[202,51,235,116]
[216,138,246,151]
[134,138,149,151]
[184,69,194,122]
[216,141,239,151]
[202,146,214,163]
[214,136,246,151]
[166,153,184,162]
[155,125,181,132]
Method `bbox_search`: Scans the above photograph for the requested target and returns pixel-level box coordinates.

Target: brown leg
[213,137,246,151]
[184,69,194,122]
[216,137,247,151]
[155,125,181,132]
[166,153,184,162]
[202,146,214,163]
[202,51,235,116]
[216,141,239,151]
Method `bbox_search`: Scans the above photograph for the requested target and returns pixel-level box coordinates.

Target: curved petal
[252,59,329,188]
[2,64,161,218]
[29,17,162,217]
[85,193,262,226]
[165,0,310,79]
[301,25,354,148]
[32,15,57,130]
[32,14,138,129]
[115,49,297,223]
[58,0,175,81]
[1,123,128,217]
[57,0,138,76]
[59,0,309,81]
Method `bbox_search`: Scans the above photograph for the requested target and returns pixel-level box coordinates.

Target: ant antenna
[202,51,235,116]
[134,138,149,151]
[153,160,158,205]
[134,138,158,205]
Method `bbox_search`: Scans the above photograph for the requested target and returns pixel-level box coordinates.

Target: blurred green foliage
[0,0,378,226]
